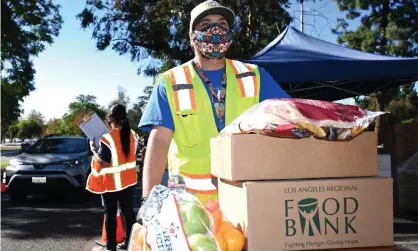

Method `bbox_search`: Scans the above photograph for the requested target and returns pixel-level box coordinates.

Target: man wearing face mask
[138,1,290,207]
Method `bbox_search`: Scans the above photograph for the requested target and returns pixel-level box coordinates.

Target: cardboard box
[211,132,377,181]
[218,177,393,251]
[329,247,405,251]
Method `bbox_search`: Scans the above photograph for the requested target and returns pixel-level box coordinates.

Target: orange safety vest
[86,129,138,194]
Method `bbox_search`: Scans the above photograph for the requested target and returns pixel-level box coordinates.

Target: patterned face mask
[192,23,233,59]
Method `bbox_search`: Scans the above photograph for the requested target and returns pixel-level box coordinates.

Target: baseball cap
[189,0,235,33]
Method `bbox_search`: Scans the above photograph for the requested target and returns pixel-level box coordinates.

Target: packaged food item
[221,98,386,140]
[137,185,221,251]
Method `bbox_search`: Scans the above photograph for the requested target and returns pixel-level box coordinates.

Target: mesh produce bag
[136,185,222,251]
[220,98,386,140]
[131,192,246,251]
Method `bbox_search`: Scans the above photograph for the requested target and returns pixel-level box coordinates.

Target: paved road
[1,184,417,251]
[1,186,143,251]
[394,215,418,251]
[1,149,20,163]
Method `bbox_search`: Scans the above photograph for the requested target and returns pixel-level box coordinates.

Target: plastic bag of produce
[138,185,222,251]
[204,199,245,251]
[220,98,386,140]
[128,223,146,251]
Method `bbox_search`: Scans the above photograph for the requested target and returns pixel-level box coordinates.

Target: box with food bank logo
[218,177,393,251]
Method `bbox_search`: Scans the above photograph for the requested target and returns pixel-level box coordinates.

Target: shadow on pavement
[394,212,418,235]
[1,191,104,240]
[1,184,143,242]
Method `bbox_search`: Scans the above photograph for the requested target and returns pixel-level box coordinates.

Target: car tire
[9,191,27,204]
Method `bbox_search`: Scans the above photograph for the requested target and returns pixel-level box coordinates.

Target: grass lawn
[1,161,9,169]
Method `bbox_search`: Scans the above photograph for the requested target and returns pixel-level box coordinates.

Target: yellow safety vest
[163,59,261,205]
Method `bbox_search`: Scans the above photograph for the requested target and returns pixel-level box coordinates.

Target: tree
[128,85,154,135]
[332,0,418,142]
[8,124,20,141]
[63,94,107,135]
[137,86,153,111]
[108,86,130,109]
[44,118,67,135]
[77,0,292,77]
[27,110,45,126]
[12,120,44,139]
[1,0,63,139]
[108,87,144,132]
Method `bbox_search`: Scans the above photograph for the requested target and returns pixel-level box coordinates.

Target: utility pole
[300,0,304,33]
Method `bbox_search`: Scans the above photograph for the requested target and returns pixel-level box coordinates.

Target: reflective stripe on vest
[228,59,258,97]
[169,61,258,113]
[169,65,196,111]
[103,133,119,166]
[163,59,261,205]
[86,130,137,194]
[90,161,137,176]
[180,173,217,194]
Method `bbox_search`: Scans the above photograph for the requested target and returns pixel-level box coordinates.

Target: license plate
[32,177,47,184]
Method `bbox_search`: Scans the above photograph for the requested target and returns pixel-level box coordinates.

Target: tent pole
[300,0,304,33]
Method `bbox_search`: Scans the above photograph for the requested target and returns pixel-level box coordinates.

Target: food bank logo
[298,198,321,236]
[285,197,358,237]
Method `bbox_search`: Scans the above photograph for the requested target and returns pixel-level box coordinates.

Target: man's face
[191,14,232,58]
[194,14,229,31]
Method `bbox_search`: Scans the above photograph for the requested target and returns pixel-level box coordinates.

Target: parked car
[5,135,92,203]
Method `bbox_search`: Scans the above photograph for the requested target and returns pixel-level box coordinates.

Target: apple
[180,202,211,236]
[188,233,218,251]
[177,193,201,205]
[178,200,198,208]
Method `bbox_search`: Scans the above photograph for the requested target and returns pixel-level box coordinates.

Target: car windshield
[27,138,86,154]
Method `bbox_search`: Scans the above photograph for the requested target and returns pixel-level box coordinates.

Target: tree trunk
[374,0,389,145]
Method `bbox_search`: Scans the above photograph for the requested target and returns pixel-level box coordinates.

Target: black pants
[101,186,136,250]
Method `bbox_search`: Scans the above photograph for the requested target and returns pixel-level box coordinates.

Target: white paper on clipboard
[78,113,110,146]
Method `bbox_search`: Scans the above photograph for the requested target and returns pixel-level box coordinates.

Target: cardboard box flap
[211,132,377,181]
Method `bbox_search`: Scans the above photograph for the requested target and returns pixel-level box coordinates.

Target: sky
[21,0,368,120]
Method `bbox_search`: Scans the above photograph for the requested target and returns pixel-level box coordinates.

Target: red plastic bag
[221,98,386,140]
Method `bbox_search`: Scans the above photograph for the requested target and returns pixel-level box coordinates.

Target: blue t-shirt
[138,67,290,133]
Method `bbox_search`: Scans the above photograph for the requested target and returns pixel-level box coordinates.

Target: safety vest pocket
[175,110,202,147]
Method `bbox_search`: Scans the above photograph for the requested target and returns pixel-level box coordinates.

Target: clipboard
[78,112,110,146]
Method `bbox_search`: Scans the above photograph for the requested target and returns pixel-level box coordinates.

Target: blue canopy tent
[245,26,418,101]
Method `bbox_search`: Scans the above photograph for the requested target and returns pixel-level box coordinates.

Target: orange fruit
[211,208,223,233]
[137,227,146,245]
[215,233,228,251]
[223,229,245,251]
[218,221,236,234]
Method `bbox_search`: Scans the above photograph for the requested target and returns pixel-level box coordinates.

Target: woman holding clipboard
[86,104,138,251]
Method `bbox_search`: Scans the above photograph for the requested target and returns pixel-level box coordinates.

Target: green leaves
[333,0,418,56]
[58,94,108,135]
[334,0,418,129]
[77,0,292,77]
[1,0,63,139]
[9,119,44,139]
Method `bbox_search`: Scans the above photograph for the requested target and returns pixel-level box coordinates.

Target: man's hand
[136,196,148,224]
[142,125,173,197]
